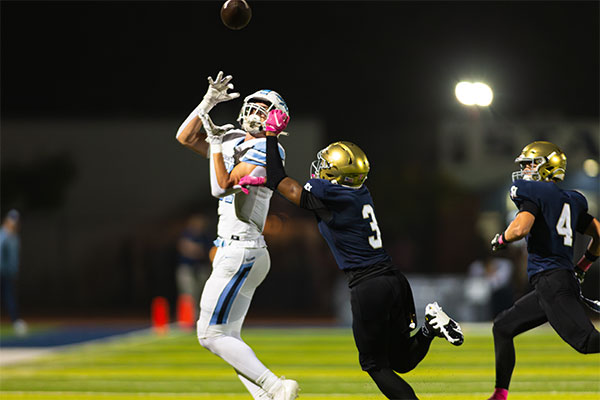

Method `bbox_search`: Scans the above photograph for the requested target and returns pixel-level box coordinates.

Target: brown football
[220,0,252,30]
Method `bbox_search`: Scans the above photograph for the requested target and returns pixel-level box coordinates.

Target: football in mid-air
[220,0,252,30]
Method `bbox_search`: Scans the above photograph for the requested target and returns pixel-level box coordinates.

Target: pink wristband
[498,233,507,245]
[577,250,598,272]
[577,256,593,272]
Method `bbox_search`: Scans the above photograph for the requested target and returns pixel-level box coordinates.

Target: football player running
[176,72,299,400]
[239,109,464,400]
[486,141,600,400]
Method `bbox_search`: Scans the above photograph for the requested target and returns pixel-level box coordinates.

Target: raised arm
[263,132,301,205]
[261,110,303,205]
[175,71,240,158]
[176,109,209,157]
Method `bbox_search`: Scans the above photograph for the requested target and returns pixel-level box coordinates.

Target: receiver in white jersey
[176,76,298,399]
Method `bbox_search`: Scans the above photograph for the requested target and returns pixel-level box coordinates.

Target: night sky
[2,1,598,126]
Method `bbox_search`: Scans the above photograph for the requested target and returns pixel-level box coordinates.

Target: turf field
[0,323,599,400]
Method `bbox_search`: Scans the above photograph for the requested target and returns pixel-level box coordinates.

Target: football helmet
[237,89,289,135]
[310,141,370,187]
[512,141,567,182]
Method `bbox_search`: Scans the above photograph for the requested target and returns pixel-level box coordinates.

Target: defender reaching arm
[240,109,465,400]
[240,110,332,221]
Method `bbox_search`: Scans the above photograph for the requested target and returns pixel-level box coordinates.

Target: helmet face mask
[239,102,270,134]
[512,141,567,182]
[237,89,289,135]
[310,141,370,188]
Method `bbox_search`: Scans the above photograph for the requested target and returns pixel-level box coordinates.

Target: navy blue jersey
[510,179,589,279]
[303,178,391,270]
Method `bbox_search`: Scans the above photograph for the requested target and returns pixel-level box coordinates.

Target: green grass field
[1,323,599,400]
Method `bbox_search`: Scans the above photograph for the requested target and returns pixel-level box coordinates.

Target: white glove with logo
[200,113,234,151]
[197,71,240,115]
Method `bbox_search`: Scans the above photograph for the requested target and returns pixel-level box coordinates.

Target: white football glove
[200,113,234,145]
[197,71,240,115]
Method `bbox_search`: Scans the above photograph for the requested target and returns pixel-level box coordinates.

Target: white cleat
[272,378,300,400]
[424,302,464,346]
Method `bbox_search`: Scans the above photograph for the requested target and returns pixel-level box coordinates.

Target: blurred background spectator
[467,250,515,320]
[0,209,27,335]
[175,213,213,318]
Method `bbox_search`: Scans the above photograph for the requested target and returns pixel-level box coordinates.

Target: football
[220,0,252,30]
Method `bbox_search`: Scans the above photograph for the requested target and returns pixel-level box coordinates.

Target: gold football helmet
[310,141,370,187]
[512,141,567,182]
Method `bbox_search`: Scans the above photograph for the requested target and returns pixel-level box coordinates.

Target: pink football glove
[237,175,266,194]
[264,109,290,134]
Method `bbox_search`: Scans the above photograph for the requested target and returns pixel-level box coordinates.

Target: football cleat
[424,302,464,346]
[486,387,508,400]
[272,378,300,400]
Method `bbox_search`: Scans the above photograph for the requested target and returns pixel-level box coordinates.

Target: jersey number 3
[362,204,383,249]
[556,203,573,247]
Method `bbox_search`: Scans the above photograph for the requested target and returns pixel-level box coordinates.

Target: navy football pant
[492,268,600,390]
[350,271,432,399]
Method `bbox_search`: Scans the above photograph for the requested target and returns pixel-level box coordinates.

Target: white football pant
[197,245,277,398]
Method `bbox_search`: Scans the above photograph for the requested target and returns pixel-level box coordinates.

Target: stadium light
[583,159,599,177]
[455,81,493,106]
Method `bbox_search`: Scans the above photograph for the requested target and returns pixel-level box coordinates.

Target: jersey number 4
[362,204,383,249]
[556,203,573,247]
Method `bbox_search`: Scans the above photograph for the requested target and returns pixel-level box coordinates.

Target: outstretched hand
[265,109,290,135]
[200,113,234,144]
[198,71,240,114]
[237,175,266,194]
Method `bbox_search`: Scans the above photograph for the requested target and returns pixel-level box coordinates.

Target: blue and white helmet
[237,89,289,135]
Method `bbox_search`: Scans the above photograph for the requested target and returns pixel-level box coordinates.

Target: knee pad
[198,336,214,351]
[198,334,224,353]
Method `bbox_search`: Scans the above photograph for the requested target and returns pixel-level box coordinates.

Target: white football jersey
[213,130,285,242]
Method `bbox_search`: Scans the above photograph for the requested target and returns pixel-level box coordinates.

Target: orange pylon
[151,296,169,335]
[177,294,196,331]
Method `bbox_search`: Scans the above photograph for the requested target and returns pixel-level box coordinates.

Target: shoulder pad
[568,189,589,211]
[509,180,537,206]
[304,178,331,199]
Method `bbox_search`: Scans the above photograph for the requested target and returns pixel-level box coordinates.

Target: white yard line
[0,347,57,366]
